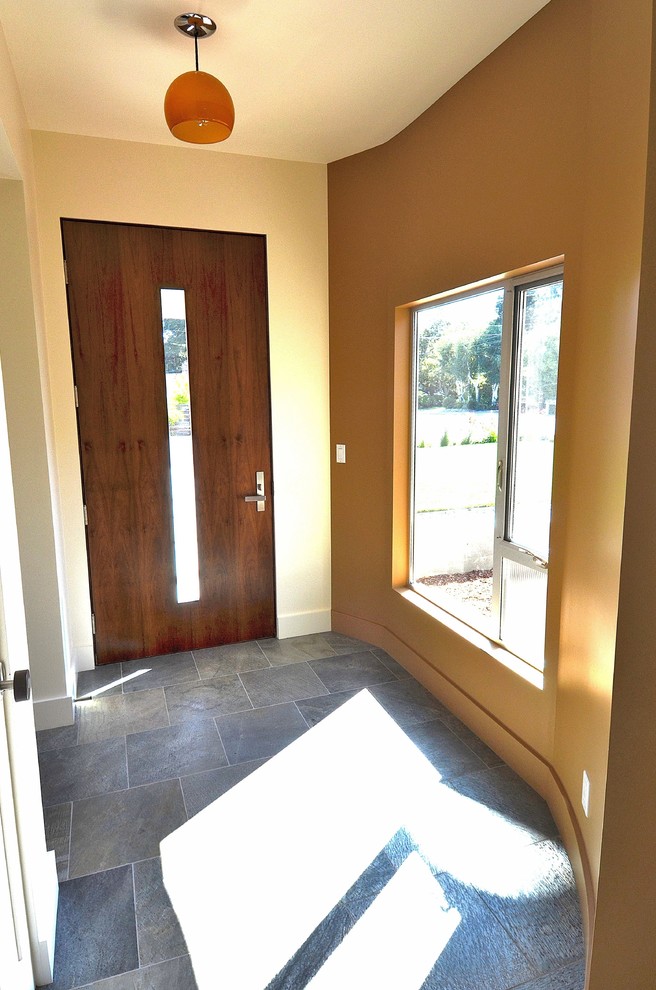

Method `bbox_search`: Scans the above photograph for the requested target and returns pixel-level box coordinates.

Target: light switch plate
[336,443,346,463]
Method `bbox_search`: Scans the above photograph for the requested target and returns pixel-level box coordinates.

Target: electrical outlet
[582,770,590,817]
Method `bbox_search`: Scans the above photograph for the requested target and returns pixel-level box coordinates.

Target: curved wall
[328,0,651,943]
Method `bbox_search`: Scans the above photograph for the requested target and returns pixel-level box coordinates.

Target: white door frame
[0,356,58,987]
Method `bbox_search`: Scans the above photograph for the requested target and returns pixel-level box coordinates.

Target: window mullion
[491,283,515,636]
[408,312,421,586]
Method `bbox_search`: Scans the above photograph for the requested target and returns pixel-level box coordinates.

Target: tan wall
[328,0,650,944]
[31,132,331,677]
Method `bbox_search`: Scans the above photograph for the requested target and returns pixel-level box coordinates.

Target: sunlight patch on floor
[161,689,555,989]
[76,668,152,700]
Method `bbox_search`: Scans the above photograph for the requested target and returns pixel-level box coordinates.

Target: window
[410,267,563,670]
[160,287,200,604]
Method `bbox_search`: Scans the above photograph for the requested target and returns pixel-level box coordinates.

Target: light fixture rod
[174,13,215,71]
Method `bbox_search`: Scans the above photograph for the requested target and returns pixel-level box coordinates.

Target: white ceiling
[0,0,550,164]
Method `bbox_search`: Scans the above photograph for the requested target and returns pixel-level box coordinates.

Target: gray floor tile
[77,689,169,744]
[257,633,337,665]
[240,662,329,707]
[44,802,72,881]
[77,663,124,699]
[180,759,266,817]
[122,653,199,693]
[192,641,269,679]
[164,674,252,724]
[514,959,586,990]
[37,722,79,753]
[369,677,451,727]
[402,718,488,780]
[69,779,187,879]
[50,865,138,990]
[448,764,559,844]
[77,958,198,990]
[478,839,585,973]
[127,720,228,788]
[216,702,308,764]
[322,631,370,654]
[38,636,581,990]
[295,689,359,728]
[134,857,188,968]
[372,648,411,678]
[77,972,138,990]
[39,736,128,807]
[134,955,198,990]
[436,710,505,767]
[309,651,398,692]
[421,871,536,990]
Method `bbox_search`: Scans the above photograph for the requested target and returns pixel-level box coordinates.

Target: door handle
[0,661,31,703]
[515,545,549,569]
[244,471,266,512]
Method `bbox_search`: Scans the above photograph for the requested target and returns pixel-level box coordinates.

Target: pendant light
[164,12,234,145]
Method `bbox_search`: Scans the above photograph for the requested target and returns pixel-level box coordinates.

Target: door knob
[0,661,31,703]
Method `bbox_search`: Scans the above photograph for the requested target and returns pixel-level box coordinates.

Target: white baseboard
[276,610,332,640]
[33,694,75,731]
[30,849,59,987]
[74,642,95,673]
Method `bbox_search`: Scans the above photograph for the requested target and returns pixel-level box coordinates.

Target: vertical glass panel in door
[506,280,562,559]
[161,288,200,604]
[412,288,503,631]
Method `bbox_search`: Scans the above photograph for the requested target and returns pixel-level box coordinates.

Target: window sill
[395,586,544,690]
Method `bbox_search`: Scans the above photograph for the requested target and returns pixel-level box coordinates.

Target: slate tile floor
[37,633,585,990]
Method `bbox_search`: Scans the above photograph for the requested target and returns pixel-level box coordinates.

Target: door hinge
[91,613,96,635]
[74,385,79,408]
[83,504,88,526]
[64,259,69,284]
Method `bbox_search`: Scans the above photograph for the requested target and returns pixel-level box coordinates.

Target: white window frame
[409,264,563,670]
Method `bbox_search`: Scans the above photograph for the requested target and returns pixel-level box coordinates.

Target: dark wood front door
[62,219,276,664]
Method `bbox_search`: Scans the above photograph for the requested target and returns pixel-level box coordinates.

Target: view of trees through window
[411,273,562,663]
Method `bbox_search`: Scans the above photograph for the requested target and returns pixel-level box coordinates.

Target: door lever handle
[244,471,266,511]
[0,661,31,703]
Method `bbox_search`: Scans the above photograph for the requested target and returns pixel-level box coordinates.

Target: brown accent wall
[328,0,653,974]
[587,13,656,982]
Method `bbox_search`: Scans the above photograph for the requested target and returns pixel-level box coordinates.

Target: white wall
[0,179,71,726]
[31,131,331,691]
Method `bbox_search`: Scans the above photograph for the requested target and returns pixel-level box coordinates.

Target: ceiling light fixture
[164,12,234,145]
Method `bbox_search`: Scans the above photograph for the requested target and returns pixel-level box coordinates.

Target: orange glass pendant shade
[164,13,234,145]
[165,69,235,144]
